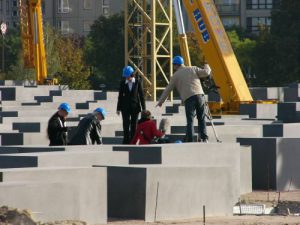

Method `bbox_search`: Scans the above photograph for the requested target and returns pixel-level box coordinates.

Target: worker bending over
[47,103,71,146]
[157,56,211,143]
[69,107,106,145]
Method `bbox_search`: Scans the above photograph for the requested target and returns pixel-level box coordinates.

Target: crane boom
[20,0,47,84]
[182,0,253,112]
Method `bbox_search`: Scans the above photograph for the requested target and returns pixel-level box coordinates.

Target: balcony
[215,4,240,15]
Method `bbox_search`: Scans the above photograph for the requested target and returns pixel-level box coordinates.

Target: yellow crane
[19,0,47,85]
[180,0,253,113]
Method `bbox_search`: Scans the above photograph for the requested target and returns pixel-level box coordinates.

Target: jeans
[184,94,208,142]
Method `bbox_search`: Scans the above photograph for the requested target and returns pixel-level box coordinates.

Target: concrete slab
[240,104,277,119]
[277,102,300,123]
[263,123,300,137]
[0,150,129,168]
[105,165,238,221]
[237,137,300,191]
[0,167,107,224]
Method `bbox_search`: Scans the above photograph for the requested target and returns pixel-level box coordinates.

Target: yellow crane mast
[19,0,47,84]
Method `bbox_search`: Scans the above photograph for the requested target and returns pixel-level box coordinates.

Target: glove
[204,64,212,75]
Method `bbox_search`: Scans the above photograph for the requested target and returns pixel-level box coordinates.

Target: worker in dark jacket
[117,66,146,144]
[47,102,71,146]
[69,107,106,145]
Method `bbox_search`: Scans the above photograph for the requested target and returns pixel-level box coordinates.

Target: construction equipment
[180,0,253,113]
[19,0,48,84]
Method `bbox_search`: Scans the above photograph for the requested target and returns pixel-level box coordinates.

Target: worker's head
[173,56,184,71]
[141,110,152,120]
[122,66,134,80]
[58,103,71,118]
[94,107,106,121]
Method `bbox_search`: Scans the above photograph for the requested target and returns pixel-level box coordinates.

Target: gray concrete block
[106,165,238,221]
[0,87,16,100]
[237,137,300,191]
[0,167,107,224]
[0,146,65,154]
[239,104,277,119]
[283,86,300,102]
[0,133,23,145]
[277,102,300,123]
[13,123,40,133]
[263,123,300,137]
[0,150,129,168]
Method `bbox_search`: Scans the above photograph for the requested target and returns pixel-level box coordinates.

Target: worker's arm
[116,80,124,114]
[157,75,176,106]
[138,77,146,110]
[194,64,212,79]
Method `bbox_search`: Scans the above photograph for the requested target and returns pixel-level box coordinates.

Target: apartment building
[215,0,279,33]
[0,0,122,36]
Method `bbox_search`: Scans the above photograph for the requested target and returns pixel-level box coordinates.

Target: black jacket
[69,114,102,145]
[47,112,68,146]
[117,76,146,113]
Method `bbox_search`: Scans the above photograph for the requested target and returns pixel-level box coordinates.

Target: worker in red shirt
[130,110,164,145]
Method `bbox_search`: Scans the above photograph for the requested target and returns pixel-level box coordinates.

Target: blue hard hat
[58,103,71,113]
[94,107,106,119]
[175,140,182,144]
[173,56,184,65]
[122,66,134,78]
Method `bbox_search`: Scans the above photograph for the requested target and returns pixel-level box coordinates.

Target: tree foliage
[85,13,125,90]
[253,0,300,86]
[56,36,91,89]
[227,30,256,75]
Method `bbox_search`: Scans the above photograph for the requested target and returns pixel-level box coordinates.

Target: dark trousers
[184,94,208,142]
[121,111,139,144]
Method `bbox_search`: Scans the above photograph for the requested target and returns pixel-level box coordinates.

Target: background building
[0,0,122,36]
[0,0,279,36]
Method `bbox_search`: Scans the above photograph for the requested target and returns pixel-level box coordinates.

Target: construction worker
[47,103,71,146]
[156,56,212,142]
[130,110,165,145]
[69,107,106,145]
[117,66,146,144]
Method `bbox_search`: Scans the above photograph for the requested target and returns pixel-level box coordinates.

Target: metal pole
[2,34,4,72]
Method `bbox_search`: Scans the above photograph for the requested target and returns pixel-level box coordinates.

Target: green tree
[57,36,91,89]
[227,30,256,75]
[44,23,61,78]
[253,0,300,86]
[85,13,125,90]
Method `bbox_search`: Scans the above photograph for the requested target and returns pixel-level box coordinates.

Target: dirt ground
[1,191,300,225]
[107,191,300,225]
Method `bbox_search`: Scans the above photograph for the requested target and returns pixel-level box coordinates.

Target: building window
[84,0,92,9]
[12,10,19,17]
[246,0,273,9]
[0,0,3,11]
[247,16,271,32]
[6,0,9,13]
[12,0,18,7]
[103,0,110,6]
[102,7,109,16]
[221,16,240,27]
[58,0,70,13]
[83,20,93,32]
[102,0,110,16]
[58,20,71,34]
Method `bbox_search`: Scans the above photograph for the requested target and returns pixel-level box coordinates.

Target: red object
[130,120,163,145]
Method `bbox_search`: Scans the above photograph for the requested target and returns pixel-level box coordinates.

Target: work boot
[201,139,209,143]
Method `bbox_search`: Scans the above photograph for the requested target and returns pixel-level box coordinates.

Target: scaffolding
[125,0,173,101]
